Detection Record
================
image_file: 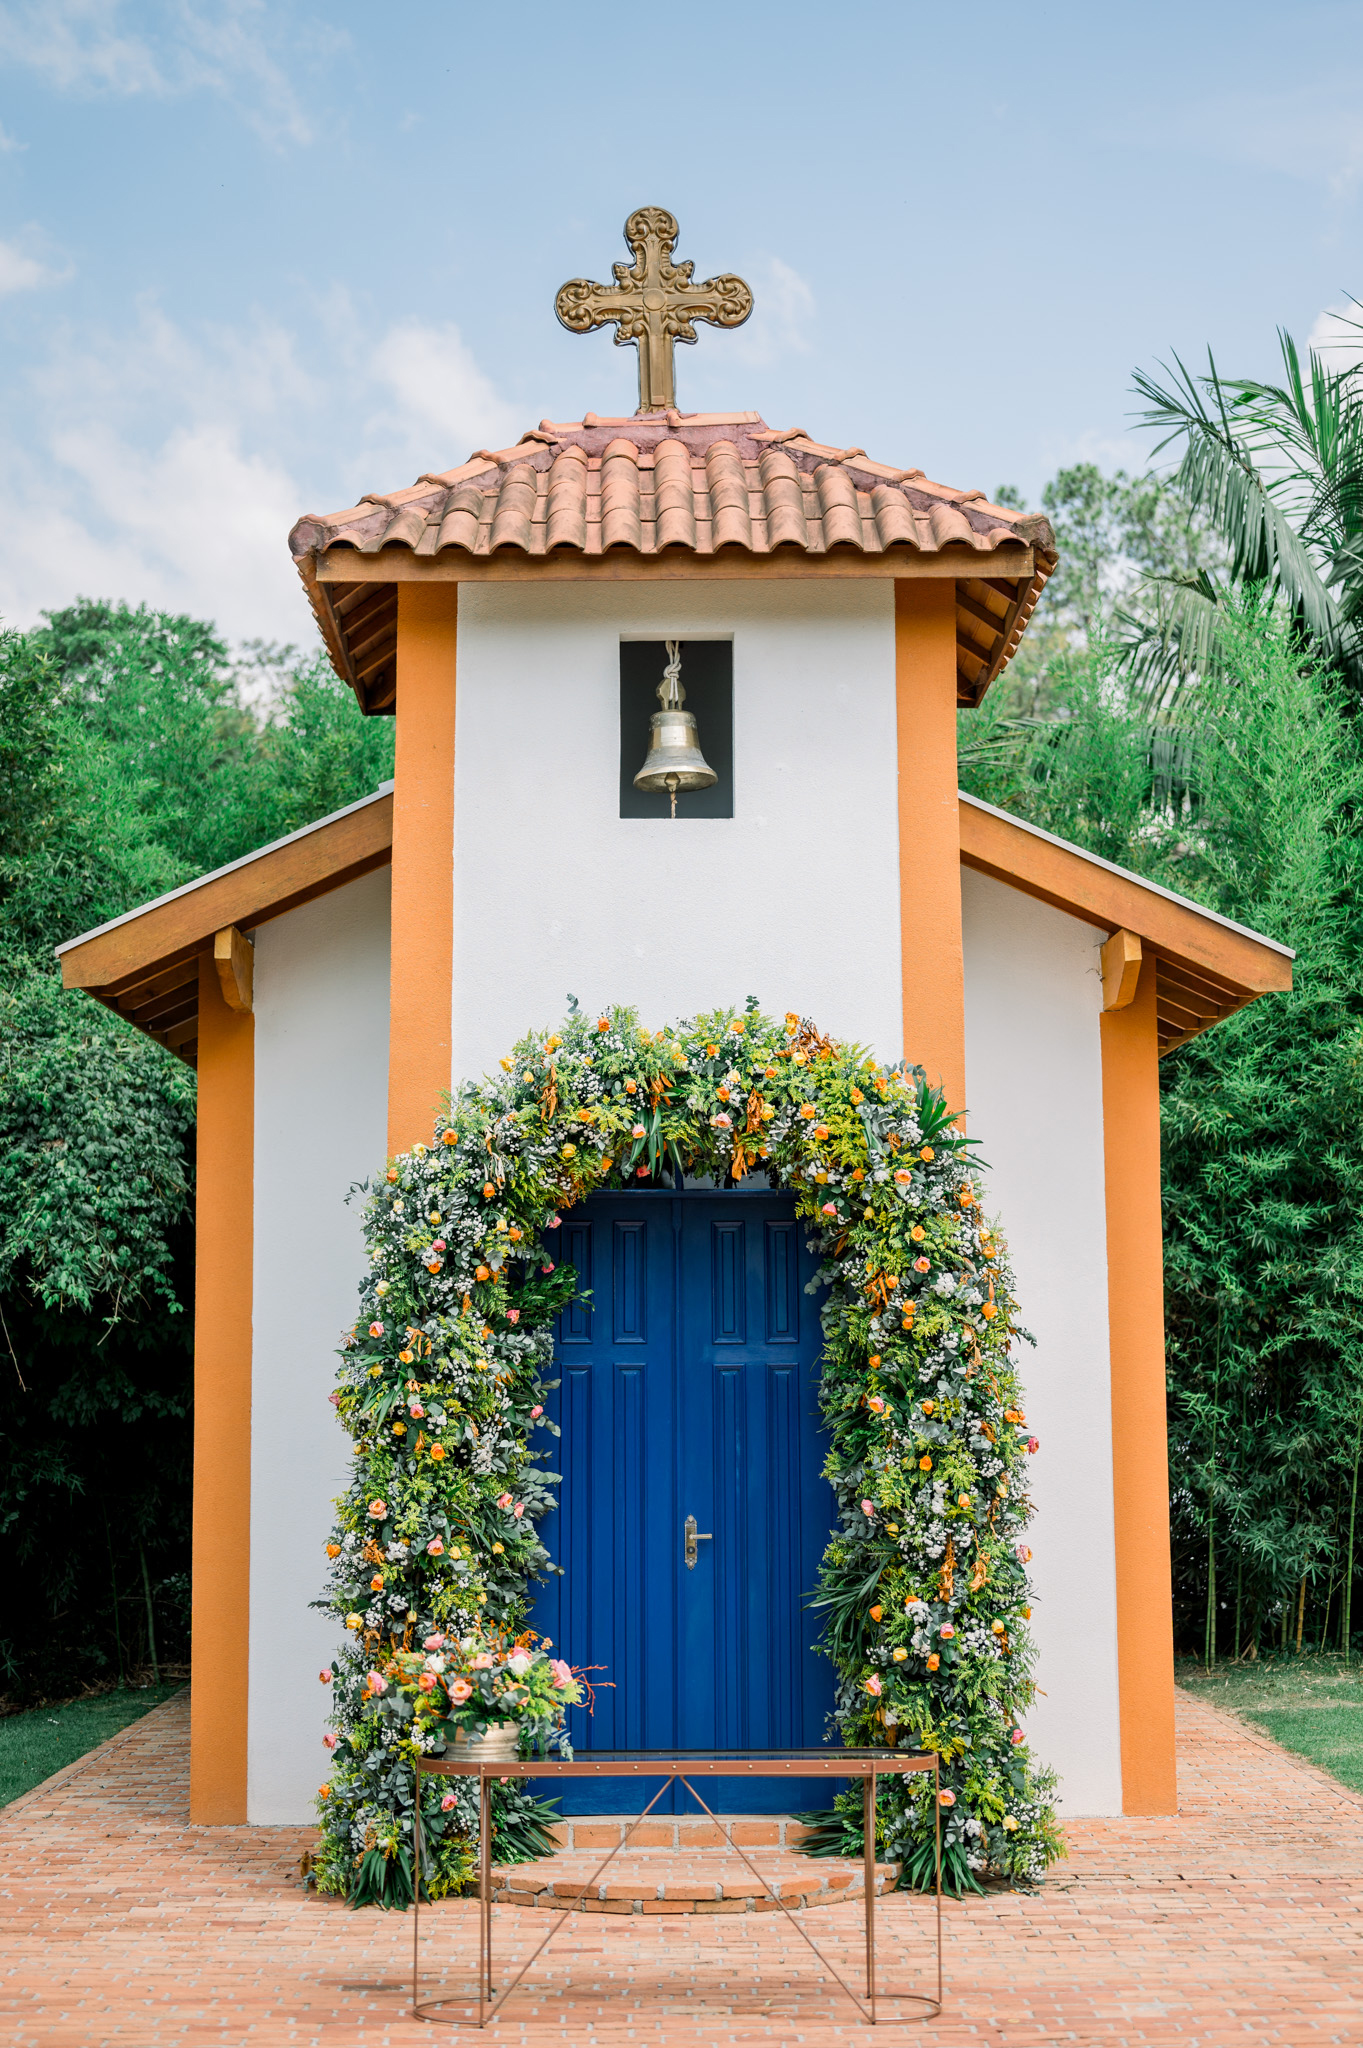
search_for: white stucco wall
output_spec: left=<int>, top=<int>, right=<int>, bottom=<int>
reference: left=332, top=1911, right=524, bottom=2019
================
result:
left=961, top=867, right=1123, bottom=1817
left=450, top=581, right=902, bottom=1080
left=247, top=867, right=391, bottom=1823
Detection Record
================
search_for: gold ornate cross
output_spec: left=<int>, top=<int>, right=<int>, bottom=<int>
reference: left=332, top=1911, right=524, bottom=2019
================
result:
left=556, top=208, right=753, bottom=414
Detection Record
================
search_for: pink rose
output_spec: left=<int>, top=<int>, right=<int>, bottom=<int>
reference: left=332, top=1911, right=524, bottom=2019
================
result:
left=506, top=1308, right=520, bottom=1324
left=423, top=1634, right=445, bottom=1650
left=497, top=1493, right=513, bottom=1510
left=409, top=1403, right=425, bottom=1419
left=449, top=1679, right=472, bottom=1703
left=418, top=1672, right=436, bottom=1692
left=513, top=1503, right=524, bottom=1519
left=530, top=1405, right=543, bottom=1419
left=861, top=1499, right=874, bottom=1517
left=367, top=1672, right=388, bottom=1695
left=323, top=1732, right=338, bottom=1750
left=550, top=1658, right=574, bottom=1688
left=914, top=1257, right=930, bottom=1272
left=426, top=1537, right=444, bottom=1556
left=328, top=1391, right=341, bottom=1407
left=432, top=1238, right=446, bottom=1251
left=1015, top=1544, right=1032, bottom=1564
left=939, top=1624, right=955, bottom=1640
left=1027, top=1437, right=1039, bottom=1453
left=369, top=1321, right=384, bottom=1337
left=821, top=1202, right=837, bottom=1216
left=541, top=1262, right=555, bottom=1274
left=1011, top=1729, right=1025, bottom=1746
left=470, top=1654, right=493, bottom=1670
left=441, top=1792, right=457, bottom=1811
left=368, top=1499, right=388, bottom=1520
left=547, top=1215, right=561, bottom=1229
left=714, top=1113, right=732, bottom=1128
left=319, top=1669, right=332, bottom=1684
left=865, top=1674, right=882, bottom=1696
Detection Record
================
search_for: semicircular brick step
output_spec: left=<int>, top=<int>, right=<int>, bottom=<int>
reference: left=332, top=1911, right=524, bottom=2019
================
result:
left=492, top=1816, right=893, bottom=1917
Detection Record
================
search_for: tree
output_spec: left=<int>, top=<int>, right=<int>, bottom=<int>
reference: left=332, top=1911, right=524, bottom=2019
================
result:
left=0, top=602, right=393, bottom=1701
left=1131, top=322, right=1363, bottom=704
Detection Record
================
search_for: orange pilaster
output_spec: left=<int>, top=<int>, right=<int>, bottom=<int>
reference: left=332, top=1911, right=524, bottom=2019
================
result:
left=1101, top=960, right=1178, bottom=1813
left=190, top=954, right=254, bottom=1823
left=388, top=583, right=459, bottom=1155
left=895, top=580, right=966, bottom=1115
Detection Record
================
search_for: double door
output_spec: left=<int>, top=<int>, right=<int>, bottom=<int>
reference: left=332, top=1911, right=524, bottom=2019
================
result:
left=530, top=1188, right=835, bottom=1812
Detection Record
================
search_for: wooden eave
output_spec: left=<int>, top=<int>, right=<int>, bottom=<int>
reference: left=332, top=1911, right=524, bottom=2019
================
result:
left=300, top=543, right=1045, bottom=717
left=958, top=793, right=1294, bottom=1054
left=56, top=788, right=394, bottom=1067
left=56, top=782, right=1288, bottom=1076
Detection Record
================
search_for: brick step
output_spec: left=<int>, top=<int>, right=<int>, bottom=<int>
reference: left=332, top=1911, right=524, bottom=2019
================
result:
left=492, top=1832, right=893, bottom=1916
left=545, top=1811, right=813, bottom=1851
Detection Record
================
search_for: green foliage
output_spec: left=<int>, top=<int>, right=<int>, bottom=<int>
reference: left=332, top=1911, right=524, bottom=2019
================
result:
left=1130, top=319, right=1363, bottom=705
left=962, top=599, right=1363, bottom=1663
left=988, top=467, right=1224, bottom=708
left=314, top=1002, right=1060, bottom=1905
left=0, top=597, right=394, bottom=1703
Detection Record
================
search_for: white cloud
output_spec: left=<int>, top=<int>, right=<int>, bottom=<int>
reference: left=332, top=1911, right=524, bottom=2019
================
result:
left=1308, top=300, right=1363, bottom=367
left=0, top=119, right=26, bottom=150
left=0, top=300, right=523, bottom=644
left=368, top=320, right=525, bottom=471
left=727, top=255, right=816, bottom=368
left=0, top=0, right=314, bottom=147
left=0, top=0, right=166, bottom=93
left=0, top=237, right=61, bottom=293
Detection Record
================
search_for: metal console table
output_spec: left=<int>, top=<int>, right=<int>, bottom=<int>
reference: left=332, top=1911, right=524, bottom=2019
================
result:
left=412, top=1748, right=942, bottom=2030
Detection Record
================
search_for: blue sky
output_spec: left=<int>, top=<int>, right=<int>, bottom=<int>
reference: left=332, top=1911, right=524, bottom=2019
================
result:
left=3, top=0, right=1362, bottom=648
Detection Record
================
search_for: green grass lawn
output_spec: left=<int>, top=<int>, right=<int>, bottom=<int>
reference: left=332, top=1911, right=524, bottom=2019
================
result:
left=0, top=1683, right=185, bottom=1807
left=1177, top=1652, right=1363, bottom=1797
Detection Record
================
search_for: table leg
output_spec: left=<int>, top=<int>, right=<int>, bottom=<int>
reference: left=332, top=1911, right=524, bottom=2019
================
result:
left=413, top=1768, right=423, bottom=2019
left=480, top=1774, right=493, bottom=2018
left=864, top=1766, right=876, bottom=2014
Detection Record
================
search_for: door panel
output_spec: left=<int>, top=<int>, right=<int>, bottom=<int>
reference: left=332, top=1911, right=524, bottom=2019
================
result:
left=531, top=1190, right=836, bottom=1815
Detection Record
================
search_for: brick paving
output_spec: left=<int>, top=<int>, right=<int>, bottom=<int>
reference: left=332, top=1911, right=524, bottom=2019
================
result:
left=3, top=1688, right=1363, bottom=2046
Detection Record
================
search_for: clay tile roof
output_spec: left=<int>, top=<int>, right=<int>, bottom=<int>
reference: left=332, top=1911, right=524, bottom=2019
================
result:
left=289, top=411, right=1057, bottom=713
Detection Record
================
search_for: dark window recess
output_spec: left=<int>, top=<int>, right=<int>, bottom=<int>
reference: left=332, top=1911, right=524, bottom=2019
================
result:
left=619, top=640, right=734, bottom=819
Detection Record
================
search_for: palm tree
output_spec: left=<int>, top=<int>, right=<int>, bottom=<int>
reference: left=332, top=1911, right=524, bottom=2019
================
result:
left=1129, top=318, right=1363, bottom=707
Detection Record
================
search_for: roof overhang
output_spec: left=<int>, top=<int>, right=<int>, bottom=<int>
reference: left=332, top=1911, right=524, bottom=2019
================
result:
left=958, top=793, right=1294, bottom=1053
left=55, top=787, right=394, bottom=1065
left=289, top=413, right=1057, bottom=715
left=56, top=785, right=1291, bottom=1069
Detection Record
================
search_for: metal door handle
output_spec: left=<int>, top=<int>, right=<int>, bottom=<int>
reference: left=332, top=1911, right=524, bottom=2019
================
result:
left=684, top=1514, right=712, bottom=1570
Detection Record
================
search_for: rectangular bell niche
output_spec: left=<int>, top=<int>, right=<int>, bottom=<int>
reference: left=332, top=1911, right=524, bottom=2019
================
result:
left=619, top=638, right=734, bottom=819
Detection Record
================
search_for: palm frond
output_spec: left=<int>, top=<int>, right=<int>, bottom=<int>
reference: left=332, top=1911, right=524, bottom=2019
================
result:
left=1115, top=573, right=1231, bottom=716
left=1131, top=355, right=1342, bottom=667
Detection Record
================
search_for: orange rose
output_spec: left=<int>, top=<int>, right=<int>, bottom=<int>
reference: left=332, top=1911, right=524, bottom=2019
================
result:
left=430, top=1445, right=446, bottom=1462
left=476, top=1266, right=490, bottom=1282
left=920, top=1146, right=934, bottom=1162
left=869, top=1604, right=883, bottom=1622
left=926, top=1654, right=940, bottom=1672
left=919, top=1455, right=933, bottom=1471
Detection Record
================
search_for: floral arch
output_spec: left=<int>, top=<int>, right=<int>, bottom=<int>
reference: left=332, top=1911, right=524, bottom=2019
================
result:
left=311, top=999, right=1062, bottom=1904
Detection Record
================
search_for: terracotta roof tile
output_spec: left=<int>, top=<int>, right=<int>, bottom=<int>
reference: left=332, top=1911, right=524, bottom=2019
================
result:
left=289, top=410, right=1057, bottom=711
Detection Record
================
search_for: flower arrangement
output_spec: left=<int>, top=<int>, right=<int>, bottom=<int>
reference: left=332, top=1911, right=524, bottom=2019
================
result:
left=374, top=1628, right=583, bottom=1755
left=312, top=997, right=1061, bottom=1906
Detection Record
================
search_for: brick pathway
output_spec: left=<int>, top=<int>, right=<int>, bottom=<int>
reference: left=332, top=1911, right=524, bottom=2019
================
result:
left=4, top=1688, right=1362, bottom=2046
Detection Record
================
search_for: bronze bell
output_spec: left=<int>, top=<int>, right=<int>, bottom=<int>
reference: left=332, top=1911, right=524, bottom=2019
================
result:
left=633, top=639, right=718, bottom=817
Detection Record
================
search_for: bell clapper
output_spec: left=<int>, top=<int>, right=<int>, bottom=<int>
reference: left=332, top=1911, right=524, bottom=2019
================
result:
left=666, top=773, right=678, bottom=819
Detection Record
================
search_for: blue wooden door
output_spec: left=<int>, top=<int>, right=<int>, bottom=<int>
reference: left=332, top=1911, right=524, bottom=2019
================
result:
left=531, top=1187, right=835, bottom=1814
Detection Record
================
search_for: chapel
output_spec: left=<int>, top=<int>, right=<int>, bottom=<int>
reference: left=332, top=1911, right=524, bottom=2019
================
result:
left=58, top=210, right=1292, bottom=1829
